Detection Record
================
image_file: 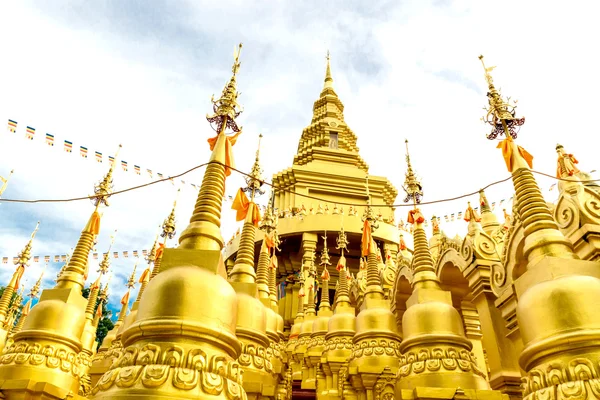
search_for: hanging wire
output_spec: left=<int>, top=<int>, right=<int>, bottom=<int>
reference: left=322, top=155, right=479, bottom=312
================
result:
left=0, top=160, right=597, bottom=207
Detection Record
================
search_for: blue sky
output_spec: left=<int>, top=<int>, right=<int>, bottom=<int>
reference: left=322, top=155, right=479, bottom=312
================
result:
left=1, top=0, right=599, bottom=316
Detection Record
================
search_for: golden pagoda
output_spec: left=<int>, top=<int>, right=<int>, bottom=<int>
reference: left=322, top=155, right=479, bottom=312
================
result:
left=3, top=46, right=600, bottom=400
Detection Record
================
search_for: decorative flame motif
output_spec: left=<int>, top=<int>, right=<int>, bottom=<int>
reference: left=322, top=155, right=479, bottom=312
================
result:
left=479, top=55, right=525, bottom=140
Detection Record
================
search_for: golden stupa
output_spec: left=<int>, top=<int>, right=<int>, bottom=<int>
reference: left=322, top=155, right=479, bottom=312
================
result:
left=1, top=45, right=599, bottom=400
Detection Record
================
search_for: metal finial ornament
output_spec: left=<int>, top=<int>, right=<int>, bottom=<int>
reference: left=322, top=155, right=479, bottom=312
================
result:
left=320, top=231, right=332, bottom=268
left=402, top=139, right=423, bottom=206
left=97, top=230, right=117, bottom=275
left=206, top=43, right=244, bottom=134
left=92, top=144, right=122, bottom=207
left=161, top=195, right=178, bottom=239
left=479, top=55, right=525, bottom=140
left=127, top=262, right=138, bottom=290
left=243, top=134, right=265, bottom=200
left=336, top=227, right=349, bottom=254
left=259, top=190, right=277, bottom=234
left=28, top=266, right=45, bottom=300
left=361, top=174, right=379, bottom=232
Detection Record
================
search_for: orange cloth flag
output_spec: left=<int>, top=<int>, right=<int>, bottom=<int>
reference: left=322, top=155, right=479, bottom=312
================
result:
left=336, top=254, right=346, bottom=271
left=87, top=211, right=101, bottom=235
left=120, top=290, right=130, bottom=306
left=264, top=232, right=275, bottom=251
left=321, top=267, right=330, bottom=281
left=138, top=268, right=151, bottom=283
left=361, top=219, right=372, bottom=257
left=231, top=188, right=261, bottom=226
left=407, top=209, right=425, bottom=225
left=95, top=303, right=103, bottom=318
left=155, top=243, right=165, bottom=260
left=207, top=131, right=242, bottom=177
left=497, top=137, right=533, bottom=173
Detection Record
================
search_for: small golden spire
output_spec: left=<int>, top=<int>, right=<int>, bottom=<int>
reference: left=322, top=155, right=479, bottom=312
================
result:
left=324, top=50, right=333, bottom=89
left=57, top=150, right=118, bottom=291
left=244, top=134, right=265, bottom=201
left=0, top=169, right=14, bottom=197
left=361, top=174, right=379, bottom=232
left=161, top=192, right=178, bottom=240
left=127, top=261, right=138, bottom=290
left=478, top=56, right=571, bottom=265
left=10, top=298, right=31, bottom=335
left=402, top=140, right=423, bottom=206
left=14, top=222, right=40, bottom=269
left=28, top=266, right=45, bottom=300
left=97, top=230, right=117, bottom=275
left=319, top=233, right=332, bottom=311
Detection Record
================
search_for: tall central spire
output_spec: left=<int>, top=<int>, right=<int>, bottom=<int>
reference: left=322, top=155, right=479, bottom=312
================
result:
left=292, top=51, right=368, bottom=171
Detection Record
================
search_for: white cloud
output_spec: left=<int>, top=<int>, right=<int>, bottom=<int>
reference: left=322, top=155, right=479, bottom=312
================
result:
left=0, top=0, right=599, bottom=310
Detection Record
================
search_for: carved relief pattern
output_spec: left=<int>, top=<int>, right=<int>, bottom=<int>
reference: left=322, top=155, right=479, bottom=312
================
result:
left=521, top=356, right=600, bottom=400
left=91, top=343, right=247, bottom=399
left=397, top=347, right=486, bottom=379
left=0, top=341, right=81, bottom=377
left=238, top=343, right=273, bottom=373
left=374, top=367, right=397, bottom=400
left=349, top=339, right=402, bottom=361
left=325, top=336, right=354, bottom=351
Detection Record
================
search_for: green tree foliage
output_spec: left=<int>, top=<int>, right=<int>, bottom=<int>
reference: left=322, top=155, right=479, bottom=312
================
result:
left=0, top=286, right=24, bottom=330
left=82, top=287, right=115, bottom=350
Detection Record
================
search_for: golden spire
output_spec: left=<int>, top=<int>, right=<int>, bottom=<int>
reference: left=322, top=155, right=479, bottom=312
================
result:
left=334, top=228, right=350, bottom=305
left=245, top=134, right=265, bottom=201
left=15, top=221, right=39, bottom=269
left=230, top=133, right=265, bottom=282
left=0, top=223, right=39, bottom=326
left=402, top=140, right=423, bottom=205
left=318, top=232, right=332, bottom=312
left=479, top=189, right=500, bottom=235
left=324, top=50, right=333, bottom=89
left=479, top=56, right=573, bottom=264
left=179, top=46, right=244, bottom=252
left=0, top=169, right=14, bottom=197
left=97, top=230, right=117, bottom=275
left=55, top=146, right=119, bottom=291
left=28, top=266, right=45, bottom=301
left=401, top=145, right=439, bottom=288
left=10, top=298, right=31, bottom=336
